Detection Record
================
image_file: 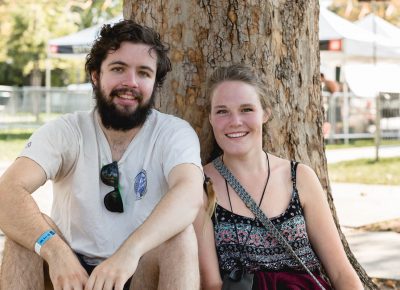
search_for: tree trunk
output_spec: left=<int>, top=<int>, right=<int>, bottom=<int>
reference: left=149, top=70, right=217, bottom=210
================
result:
left=123, top=0, right=376, bottom=288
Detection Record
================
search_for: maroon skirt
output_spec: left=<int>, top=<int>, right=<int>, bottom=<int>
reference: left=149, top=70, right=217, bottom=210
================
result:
left=253, top=271, right=332, bottom=290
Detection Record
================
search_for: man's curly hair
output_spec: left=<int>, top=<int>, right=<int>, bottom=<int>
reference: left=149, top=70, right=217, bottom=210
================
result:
left=85, top=20, right=172, bottom=89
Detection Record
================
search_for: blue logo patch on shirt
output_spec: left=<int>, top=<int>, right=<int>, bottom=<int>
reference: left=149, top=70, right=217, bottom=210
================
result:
left=134, top=169, right=147, bottom=200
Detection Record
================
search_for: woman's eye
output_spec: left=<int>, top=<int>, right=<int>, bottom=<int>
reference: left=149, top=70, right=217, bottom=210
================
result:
left=242, top=108, right=253, bottom=112
left=216, top=109, right=227, bottom=114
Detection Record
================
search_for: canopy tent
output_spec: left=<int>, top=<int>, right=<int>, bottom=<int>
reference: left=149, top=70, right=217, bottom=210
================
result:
left=48, top=15, right=123, bottom=58
left=46, top=15, right=123, bottom=89
left=319, top=7, right=400, bottom=65
left=343, top=64, right=400, bottom=98
left=319, top=7, right=376, bottom=42
left=355, top=13, right=400, bottom=42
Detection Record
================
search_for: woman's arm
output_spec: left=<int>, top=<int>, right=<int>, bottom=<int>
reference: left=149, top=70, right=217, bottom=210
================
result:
left=193, top=192, right=222, bottom=290
left=296, top=164, right=363, bottom=290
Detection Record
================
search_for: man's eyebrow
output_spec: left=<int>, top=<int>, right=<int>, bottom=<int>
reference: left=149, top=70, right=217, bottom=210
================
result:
left=138, top=65, right=155, bottom=73
left=107, top=62, right=155, bottom=73
left=107, top=61, right=128, bottom=67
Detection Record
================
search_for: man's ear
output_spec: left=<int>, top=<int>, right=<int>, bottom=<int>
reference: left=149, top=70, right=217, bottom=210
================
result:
left=91, top=71, right=99, bottom=87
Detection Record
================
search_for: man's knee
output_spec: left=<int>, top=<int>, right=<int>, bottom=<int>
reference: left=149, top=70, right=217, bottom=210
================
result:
left=130, top=226, right=199, bottom=290
left=0, top=213, right=61, bottom=290
left=136, top=225, right=198, bottom=272
left=0, top=237, right=45, bottom=290
left=161, top=225, right=198, bottom=259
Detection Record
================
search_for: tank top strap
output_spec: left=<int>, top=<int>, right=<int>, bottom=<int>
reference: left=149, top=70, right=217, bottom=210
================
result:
left=290, top=160, right=299, bottom=192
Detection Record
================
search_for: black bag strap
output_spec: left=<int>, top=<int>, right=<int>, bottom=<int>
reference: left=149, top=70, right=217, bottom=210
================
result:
left=213, top=156, right=326, bottom=290
left=291, top=160, right=299, bottom=192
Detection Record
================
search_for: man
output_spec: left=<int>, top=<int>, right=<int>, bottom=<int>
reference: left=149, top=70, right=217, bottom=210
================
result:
left=0, top=20, right=203, bottom=290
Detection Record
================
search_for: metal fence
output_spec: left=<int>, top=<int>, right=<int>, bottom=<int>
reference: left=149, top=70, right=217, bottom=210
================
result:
left=0, top=86, right=94, bottom=129
left=1, top=86, right=399, bottom=141
left=323, top=91, right=400, bottom=143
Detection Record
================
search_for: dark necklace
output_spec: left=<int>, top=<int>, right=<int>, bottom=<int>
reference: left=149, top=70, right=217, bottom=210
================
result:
left=223, top=152, right=270, bottom=269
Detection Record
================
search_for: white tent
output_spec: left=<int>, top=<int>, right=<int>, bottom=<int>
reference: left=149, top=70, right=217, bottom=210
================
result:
left=319, top=7, right=400, bottom=65
left=343, top=64, right=400, bottom=98
left=355, top=14, right=400, bottom=42
left=46, top=15, right=123, bottom=89
left=47, top=15, right=123, bottom=58
left=319, top=7, right=376, bottom=42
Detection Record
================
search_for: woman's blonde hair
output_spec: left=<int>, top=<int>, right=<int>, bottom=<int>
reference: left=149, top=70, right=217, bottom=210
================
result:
left=206, top=63, right=269, bottom=111
left=204, top=64, right=270, bottom=217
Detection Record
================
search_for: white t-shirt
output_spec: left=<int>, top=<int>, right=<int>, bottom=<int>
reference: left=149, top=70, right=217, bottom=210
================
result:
left=20, top=109, right=202, bottom=260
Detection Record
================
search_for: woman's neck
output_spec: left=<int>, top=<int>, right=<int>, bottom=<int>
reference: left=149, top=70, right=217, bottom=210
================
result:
left=222, top=149, right=267, bottom=176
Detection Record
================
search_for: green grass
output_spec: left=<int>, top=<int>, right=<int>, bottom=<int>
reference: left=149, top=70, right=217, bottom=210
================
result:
left=1, top=129, right=399, bottom=185
left=325, top=139, right=400, bottom=150
left=328, top=157, right=400, bottom=185
left=0, top=129, right=34, bottom=162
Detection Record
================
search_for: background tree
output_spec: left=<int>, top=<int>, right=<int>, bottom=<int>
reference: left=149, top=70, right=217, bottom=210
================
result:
left=0, top=0, right=122, bottom=86
left=329, top=0, right=400, bottom=24
left=123, top=0, right=377, bottom=288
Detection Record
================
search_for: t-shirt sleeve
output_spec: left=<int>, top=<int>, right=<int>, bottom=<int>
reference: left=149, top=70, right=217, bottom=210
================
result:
left=160, top=118, right=202, bottom=180
left=19, top=117, right=79, bottom=181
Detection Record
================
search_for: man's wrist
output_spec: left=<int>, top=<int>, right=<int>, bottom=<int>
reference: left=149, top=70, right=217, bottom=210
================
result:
left=34, top=229, right=56, bottom=256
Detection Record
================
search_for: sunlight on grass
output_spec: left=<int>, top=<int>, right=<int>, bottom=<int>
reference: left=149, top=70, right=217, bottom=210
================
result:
left=0, top=129, right=33, bottom=162
left=325, top=139, right=400, bottom=150
left=328, top=157, right=400, bottom=185
left=1, top=129, right=399, bottom=185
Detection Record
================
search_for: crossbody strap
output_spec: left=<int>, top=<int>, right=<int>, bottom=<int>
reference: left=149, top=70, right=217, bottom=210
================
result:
left=213, top=156, right=326, bottom=290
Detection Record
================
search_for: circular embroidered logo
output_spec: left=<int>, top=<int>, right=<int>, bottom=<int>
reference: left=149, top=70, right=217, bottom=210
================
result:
left=134, top=169, right=147, bottom=200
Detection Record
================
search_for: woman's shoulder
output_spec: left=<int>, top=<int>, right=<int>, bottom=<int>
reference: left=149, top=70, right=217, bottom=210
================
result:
left=295, top=162, right=319, bottom=183
left=267, top=153, right=291, bottom=174
left=203, top=162, right=219, bottom=180
left=294, top=162, right=325, bottom=207
left=268, top=154, right=316, bottom=179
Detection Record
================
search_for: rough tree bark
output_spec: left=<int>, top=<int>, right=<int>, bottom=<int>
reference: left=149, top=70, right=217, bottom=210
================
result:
left=123, top=0, right=376, bottom=288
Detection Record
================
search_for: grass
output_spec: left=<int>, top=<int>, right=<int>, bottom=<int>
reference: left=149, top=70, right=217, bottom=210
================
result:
left=1, top=129, right=399, bottom=185
left=325, top=138, right=400, bottom=150
left=0, top=129, right=34, bottom=162
left=328, top=157, right=400, bottom=185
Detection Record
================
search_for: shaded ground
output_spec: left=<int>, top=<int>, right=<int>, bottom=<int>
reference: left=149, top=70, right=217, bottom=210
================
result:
left=359, top=218, right=400, bottom=234
left=361, top=219, right=400, bottom=289
left=373, top=278, right=400, bottom=290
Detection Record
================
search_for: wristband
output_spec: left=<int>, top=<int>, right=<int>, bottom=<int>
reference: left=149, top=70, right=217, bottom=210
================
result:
left=34, top=230, right=56, bottom=256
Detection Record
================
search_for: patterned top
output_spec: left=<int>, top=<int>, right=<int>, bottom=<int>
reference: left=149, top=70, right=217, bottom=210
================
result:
left=212, top=161, right=322, bottom=275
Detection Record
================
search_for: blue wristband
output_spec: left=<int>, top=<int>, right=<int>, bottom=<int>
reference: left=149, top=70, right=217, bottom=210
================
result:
left=34, top=230, right=56, bottom=256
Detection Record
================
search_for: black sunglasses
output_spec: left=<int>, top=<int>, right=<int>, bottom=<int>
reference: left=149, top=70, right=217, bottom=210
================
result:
left=100, top=161, right=124, bottom=213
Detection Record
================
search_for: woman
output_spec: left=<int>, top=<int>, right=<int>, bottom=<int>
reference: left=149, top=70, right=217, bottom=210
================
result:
left=194, top=64, right=363, bottom=290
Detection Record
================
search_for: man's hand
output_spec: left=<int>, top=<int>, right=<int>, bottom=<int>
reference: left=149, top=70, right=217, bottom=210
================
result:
left=43, top=240, right=89, bottom=290
left=84, top=248, right=139, bottom=290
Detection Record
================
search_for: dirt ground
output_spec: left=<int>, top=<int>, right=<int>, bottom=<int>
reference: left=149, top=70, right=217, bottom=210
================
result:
left=360, top=219, right=400, bottom=289
left=359, top=218, right=400, bottom=234
left=373, top=278, right=400, bottom=290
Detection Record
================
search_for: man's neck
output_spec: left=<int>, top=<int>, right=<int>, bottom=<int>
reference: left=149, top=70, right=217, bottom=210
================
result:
left=98, top=115, right=142, bottom=161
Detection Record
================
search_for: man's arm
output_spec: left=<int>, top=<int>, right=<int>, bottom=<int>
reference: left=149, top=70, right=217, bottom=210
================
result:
left=0, top=157, right=88, bottom=289
left=0, top=157, right=53, bottom=249
left=85, top=163, right=204, bottom=290
left=133, top=163, right=203, bottom=247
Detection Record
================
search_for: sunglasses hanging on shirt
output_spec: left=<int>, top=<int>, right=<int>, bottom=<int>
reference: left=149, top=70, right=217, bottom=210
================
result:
left=100, top=161, right=124, bottom=213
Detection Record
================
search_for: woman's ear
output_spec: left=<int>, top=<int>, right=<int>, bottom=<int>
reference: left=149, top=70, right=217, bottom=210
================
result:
left=263, top=108, right=271, bottom=123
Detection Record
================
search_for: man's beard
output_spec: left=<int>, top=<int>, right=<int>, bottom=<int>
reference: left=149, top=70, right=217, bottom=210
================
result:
left=94, top=85, right=155, bottom=131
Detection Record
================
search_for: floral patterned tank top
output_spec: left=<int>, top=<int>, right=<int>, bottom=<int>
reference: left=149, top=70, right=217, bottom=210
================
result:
left=212, top=161, right=323, bottom=275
